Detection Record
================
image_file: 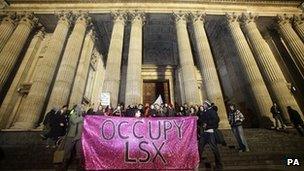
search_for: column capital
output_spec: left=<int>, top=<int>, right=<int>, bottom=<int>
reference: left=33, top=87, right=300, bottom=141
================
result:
left=241, top=13, right=258, bottom=24
left=225, top=12, right=241, bottom=23
left=74, top=11, right=91, bottom=26
left=173, top=11, right=189, bottom=24
left=0, top=0, right=9, bottom=9
left=277, top=14, right=293, bottom=25
left=129, top=10, right=145, bottom=26
left=190, top=12, right=206, bottom=24
left=56, top=11, right=73, bottom=26
left=1, top=12, right=16, bottom=25
left=18, top=12, right=39, bottom=28
left=293, top=13, right=304, bottom=25
left=111, top=11, right=127, bottom=25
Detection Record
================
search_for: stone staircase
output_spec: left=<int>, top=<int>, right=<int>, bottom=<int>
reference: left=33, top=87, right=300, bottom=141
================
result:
left=0, top=129, right=303, bottom=170
left=202, top=129, right=304, bottom=170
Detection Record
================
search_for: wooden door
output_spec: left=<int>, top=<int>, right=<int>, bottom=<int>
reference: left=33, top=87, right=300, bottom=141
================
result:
left=143, top=80, right=170, bottom=105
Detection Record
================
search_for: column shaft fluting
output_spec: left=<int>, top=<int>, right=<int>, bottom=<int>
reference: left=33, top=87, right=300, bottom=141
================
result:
left=0, top=29, right=44, bottom=128
left=47, top=13, right=90, bottom=111
left=174, top=12, right=200, bottom=105
left=294, top=14, right=304, bottom=41
left=11, top=12, right=72, bottom=129
left=0, top=13, right=37, bottom=92
left=242, top=13, right=300, bottom=122
left=278, top=14, right=304, bottom=76
left=125, top=12, right=145, bottom=106
left=226, top=13, right=274, bottom=127
left=102, top=12, right=126, bottom=107
left=69, top=29, right=95, bottom=107
left=192, top=13, right=229, bottom=128
left=0, top=13, right=16, bottom=52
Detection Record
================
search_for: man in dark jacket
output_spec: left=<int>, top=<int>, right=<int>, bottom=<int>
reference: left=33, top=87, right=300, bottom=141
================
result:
left=198, top=101, right=223, bottom=170
left=41, top=108, right=58, bottom=140
left=287, top=106, right=304, bottom=136
left=46, top=105, right=68, bottom=148
left=270, top=102, right=286, bottom=130
left=211, top=103, right=227, bottom=146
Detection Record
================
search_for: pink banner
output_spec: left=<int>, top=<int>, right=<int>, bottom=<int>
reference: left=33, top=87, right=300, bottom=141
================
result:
left=82, top=116, right=199, bottom=170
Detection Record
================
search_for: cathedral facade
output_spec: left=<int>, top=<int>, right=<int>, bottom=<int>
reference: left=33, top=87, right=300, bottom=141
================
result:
left=0, top=0, right=303, bottom=129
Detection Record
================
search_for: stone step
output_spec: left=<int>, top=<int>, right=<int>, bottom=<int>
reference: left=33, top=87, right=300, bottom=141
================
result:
left=0, top=128, right=303, bottom=170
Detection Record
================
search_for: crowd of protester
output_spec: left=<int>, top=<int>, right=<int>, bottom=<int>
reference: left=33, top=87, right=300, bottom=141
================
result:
left=40, top=99, right=303, bottom=171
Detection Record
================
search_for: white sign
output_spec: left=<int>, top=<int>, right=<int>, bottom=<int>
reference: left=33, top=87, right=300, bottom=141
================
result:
left=100, top=92, right=110, bottom=106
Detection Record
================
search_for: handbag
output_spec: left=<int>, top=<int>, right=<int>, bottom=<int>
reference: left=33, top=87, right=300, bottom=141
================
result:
left=53, top=136, right=66, bottom=164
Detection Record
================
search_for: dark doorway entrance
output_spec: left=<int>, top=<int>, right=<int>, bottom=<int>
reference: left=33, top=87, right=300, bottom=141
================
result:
left=143, top=80, right=170, bottom=105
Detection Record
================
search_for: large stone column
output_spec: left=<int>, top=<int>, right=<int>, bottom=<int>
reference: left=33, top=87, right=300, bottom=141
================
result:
left=0, top=28, right=45, bottom=129
left=91, top=49, right=105, bottom=106
left=11, top=12, right=72, bottom=129
left=0, top=12, right=38, bottom=92
left=191, top=12, right=229, bottom=128
left=125, top=11, right=145, bottom=106
left=277, top=14, right=304, bottom=76
left=0, top=12, right=16, bottom=52
left=226, top=13, right=274, bottom=127
left=174, top=12, right=200, bottom=105
left=102, top=12, right=126, bottom=107
left=242, top=13, right=300, bottom=122
left=294, top=14, right=304, bottom=41
left=47, top=12, right=90, bottom=111
left=69, top=29, right=95, bottom=107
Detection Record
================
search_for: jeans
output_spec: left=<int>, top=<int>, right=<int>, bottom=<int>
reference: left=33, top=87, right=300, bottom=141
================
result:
left=231, top=125, right=249, bottom=151
left=274, top=115, right=286, bottom=128
left=199, top=132, right=223, bottom=169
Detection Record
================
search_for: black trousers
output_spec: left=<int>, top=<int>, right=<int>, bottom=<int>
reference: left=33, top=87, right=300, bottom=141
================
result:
left=294, top=122, right=304, bottom=136
left=199, top=132, right=223, bottom=169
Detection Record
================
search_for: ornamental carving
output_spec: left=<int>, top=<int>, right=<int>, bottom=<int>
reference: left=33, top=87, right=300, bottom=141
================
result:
left=190, top=12, right=206, bottom=24
left=293, top=14, right=304, bottom=25
left=226, top=12, right=240, bottom=23
left=111, top=11, right=127, bottom=25
left=56, top=11, right=73, bottom=25
left=129, top=10, right=145, bottom=25
left=1, top=12, right=16, bottom=25
left=241, top=13, right=258, bottom=24
left=173, top=11, right=188, bottom=23
left=277, top=14, right=292, bottom=25
left=18, top=12, right=39, bottom=28
left=74, top=11, right=91, bottom=26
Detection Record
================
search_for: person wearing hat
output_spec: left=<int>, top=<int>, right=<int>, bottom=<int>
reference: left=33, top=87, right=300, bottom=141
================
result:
left=197, top=100, right=223, bottom=170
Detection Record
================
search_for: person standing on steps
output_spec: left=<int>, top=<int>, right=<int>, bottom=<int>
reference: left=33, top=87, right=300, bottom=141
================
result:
left=287, top=106, right=304, bottom=137
left=46, top=105, right=68, bottom=148
left=211, top=103, right=227, bottom=146
left=228, top=104, right=250, bottom=152
left=41, top=107, right=58, bottom=140
left=197, top=100, right=223, bottom=170
left=270, top=102, right=286, bottom=130
left=62, top=104, right=85, bottom=171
